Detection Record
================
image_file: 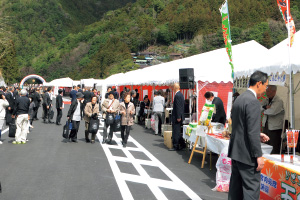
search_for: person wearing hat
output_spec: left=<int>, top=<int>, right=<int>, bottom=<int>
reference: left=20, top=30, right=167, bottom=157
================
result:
left=12, top=89, right=30, bottom=144
left=67, top=92, right=84, bottom=143
left=101, top=91, right=120, bottom=144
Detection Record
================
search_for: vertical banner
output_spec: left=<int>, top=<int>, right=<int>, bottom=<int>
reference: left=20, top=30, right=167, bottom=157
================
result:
left=277, top=0, right=296, bottom=46
left=220, top=0, right=234, bottom=79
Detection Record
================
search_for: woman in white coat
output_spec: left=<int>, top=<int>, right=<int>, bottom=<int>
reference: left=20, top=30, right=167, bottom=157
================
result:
left=0, top=92, right=9, bottom=144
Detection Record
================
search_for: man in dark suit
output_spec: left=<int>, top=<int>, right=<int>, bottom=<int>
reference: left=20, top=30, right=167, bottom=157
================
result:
left=30, top=88, right=41, bottom=120
left=69, top=86, right=77, bottom=102
left=228, top=71, right=270, bottom=200
left=13, top=87, right=19, bottom=100
left=83, top=88, right=94, bottom=106
left=169, top=83, right=186, bottom=151
left=43, top=87, right=53, bottom=123
left=204, top=92, right=226, bottom=125
left=77, top=85, right=83, bottom=93
left=56, top=89, right=63, bottom=125
left=5, top=87, right=15, bottom=125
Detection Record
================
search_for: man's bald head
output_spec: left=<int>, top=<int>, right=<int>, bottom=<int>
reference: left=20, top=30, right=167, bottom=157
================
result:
left=173, top=83, right=180, bottom=92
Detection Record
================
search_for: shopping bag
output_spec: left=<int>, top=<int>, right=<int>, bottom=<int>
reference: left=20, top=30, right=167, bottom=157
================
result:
left=9, top=123, right=16, bottom=138
left=212, top=150, right=231, bottom=192
left=114, top=115, right=121, bottom=132
left=150, top=114, right=155, bottom=131
left=88, top=119, right=99, bottom=134
left=106, top=113, right=114, bottom=125
left=62, top=121, right=71, bottom=139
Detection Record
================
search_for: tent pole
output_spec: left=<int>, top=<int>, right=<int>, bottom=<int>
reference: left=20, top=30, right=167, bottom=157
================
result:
left=196, top=81, right=199, bottom=122
left=287, top=1, right=295, bottom=128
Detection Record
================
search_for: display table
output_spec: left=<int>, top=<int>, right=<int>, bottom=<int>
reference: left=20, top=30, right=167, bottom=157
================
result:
left=183, top=125, right=273, bottom=167
left=260, top=155, right=300, bottom=200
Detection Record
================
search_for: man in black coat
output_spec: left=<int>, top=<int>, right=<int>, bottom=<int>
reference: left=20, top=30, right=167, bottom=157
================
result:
left=30, top=88, right=41, bottom=120
left=43, top=87, right=53, bottom=123
left=77, top=85, right=83, bottom=93
left=83, top=89, right=94, bottom=106
left=228, top=71, right=270, bottom=200
left=169, top=83, right=186, bottom=151
left=204, top=92, right=226, bottom=125
left=56, top=89, right=63, bottom=125
left=5, top=87, right=15, bottom=125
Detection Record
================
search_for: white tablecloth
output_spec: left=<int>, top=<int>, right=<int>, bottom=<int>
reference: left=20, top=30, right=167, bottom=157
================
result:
left=263, top=154, right=300, bottom=172
left=183, top=125, right=273, bottom=155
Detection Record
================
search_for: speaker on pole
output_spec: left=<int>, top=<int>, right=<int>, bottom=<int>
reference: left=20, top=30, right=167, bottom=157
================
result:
left=179, top=68, right=194, bottom=89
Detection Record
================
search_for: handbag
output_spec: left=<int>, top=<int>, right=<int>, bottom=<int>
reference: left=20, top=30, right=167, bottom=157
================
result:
left=105, top=99, right=115, bottom=125
left=88, top=119, right=99, bottom=134
left=62, top=121, right=71, bottom=139
left=114, top=114, right=121, bottom=132
left=106, top=113, right=114, bottom=125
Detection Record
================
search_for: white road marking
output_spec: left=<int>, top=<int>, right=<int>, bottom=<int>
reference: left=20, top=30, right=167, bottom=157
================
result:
left=96, top=129, right=202, bottom=200
left=1, top=128, right=9, bottom=135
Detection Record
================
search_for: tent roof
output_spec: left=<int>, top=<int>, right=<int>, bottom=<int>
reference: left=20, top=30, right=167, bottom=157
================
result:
left=235, top=31, right=300, bottom=78
left=106, top=40, right=268, bottom=85
left=44, top=77, right=73, bottom=87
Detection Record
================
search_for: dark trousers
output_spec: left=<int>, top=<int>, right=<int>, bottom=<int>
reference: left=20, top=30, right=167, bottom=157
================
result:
left=69, top=121, right=80, bottom=139
left=264, top=123, right=282, bottom=154
left=56, top=108, right=62, bottom=124
left=121, top=125, right=131, bottom=144
left=228, top=160, right=261, bottom=200
left=103, top=122, right=115, bottom=141
left=42, top=104, right=47, bottom=120
left=33, top=106, right=39, bottom=119
left=172, top=119, right=185, bottom=149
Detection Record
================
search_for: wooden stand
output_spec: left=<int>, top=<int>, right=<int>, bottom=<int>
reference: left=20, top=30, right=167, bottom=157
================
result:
left=188, top=125, right=213, bottom=169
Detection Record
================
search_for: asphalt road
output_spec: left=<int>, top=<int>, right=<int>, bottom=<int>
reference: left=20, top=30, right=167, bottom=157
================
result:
left=0, top=102, right=227, bottom=200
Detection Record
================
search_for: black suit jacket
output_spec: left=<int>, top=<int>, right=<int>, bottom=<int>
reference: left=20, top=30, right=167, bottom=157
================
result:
left=228, top=90, right=262, bottom=166
left=67, top=100, right=83, bottom=120
left=30, top=91, right=41, bottom=107
left=5, top=92, right=15, bottom=109
left=83, top=91, right=93, bottom=104
left=43, top=92, right=51, bottom=106
left=56, top=94, right=63, bottom=109
left=172, top=91, right=184, bottom=122
left=211, top=97, right=226, bottom=125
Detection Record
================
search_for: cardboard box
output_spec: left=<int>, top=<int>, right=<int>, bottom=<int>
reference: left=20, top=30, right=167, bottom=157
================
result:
left=164, top=131, right=173, bottom=149
left=161, top=124, right=172, bottom=137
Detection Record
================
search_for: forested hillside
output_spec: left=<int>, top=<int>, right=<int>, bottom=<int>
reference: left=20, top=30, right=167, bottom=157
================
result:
left=1, top=0, right=300, bottom=83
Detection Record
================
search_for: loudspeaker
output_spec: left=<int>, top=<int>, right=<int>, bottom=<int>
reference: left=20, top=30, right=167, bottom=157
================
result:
left=179, top=68, right=194, bottom=89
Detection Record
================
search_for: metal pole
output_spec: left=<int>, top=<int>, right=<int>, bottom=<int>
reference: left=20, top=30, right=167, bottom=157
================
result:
left=287, top=0, right=295, bottom=128
left=196, top=81, right=199, bottom=122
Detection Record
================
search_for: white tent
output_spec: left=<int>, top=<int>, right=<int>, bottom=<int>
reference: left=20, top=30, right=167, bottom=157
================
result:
left=44, top=77, right=74, bottom=87
left=105, top=73, right=125, bottom=86
left=109, top=40, right=268, bottom=86
left=235, top=31, right=300, bottom=78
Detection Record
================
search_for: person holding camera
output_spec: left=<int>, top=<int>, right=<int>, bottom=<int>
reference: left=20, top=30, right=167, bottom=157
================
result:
left=0, top=92, right=9, bottom=144
left=84, top=96, right=100, bottom=144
